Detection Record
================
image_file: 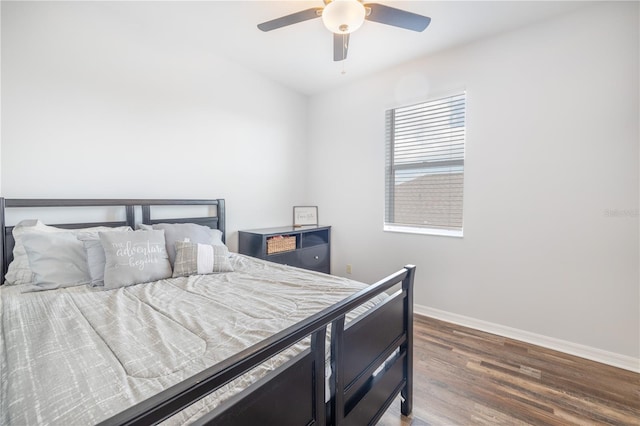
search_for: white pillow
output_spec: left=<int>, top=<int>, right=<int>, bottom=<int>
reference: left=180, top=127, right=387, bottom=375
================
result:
left=4, top=220, right=131, bottom=285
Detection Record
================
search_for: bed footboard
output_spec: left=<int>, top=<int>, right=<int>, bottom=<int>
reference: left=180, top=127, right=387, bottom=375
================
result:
left=98, top=265, right=416, bottom=426
left=331, top=266, right=414, bottom=425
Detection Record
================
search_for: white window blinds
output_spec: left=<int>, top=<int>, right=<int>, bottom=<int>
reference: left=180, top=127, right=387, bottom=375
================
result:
left=385, top=92, right=466, bottom=236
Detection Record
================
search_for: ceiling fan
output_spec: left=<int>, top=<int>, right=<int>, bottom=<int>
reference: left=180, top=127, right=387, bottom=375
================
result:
left=257, top=0, right=431, bottom=62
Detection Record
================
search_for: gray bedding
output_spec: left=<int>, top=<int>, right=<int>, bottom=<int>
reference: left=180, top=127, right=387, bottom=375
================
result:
left=0, top=254, right=382, bottom=425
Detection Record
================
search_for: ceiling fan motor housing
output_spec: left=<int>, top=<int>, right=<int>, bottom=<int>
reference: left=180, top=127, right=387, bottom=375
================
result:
left=322, top=0, right=366, bottom=34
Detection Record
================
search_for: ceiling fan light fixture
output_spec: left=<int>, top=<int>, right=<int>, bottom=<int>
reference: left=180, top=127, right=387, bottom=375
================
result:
left=322, top=0, right=366, bottom=34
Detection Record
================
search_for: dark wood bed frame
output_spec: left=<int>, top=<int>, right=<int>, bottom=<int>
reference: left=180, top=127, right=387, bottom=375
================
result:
left=0, top=198, right=415, bottom=426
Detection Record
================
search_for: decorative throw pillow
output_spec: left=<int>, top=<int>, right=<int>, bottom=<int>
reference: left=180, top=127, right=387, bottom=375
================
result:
left=100, top=230, right=172, bottom=289
left=78, top=229, right=133, bottom=287
left=173, top=241, right=234, bottom=278
left=21, top=232, right=91, bottom=290
left=5, top=220, right=131, bottom=285
left=138, top=223, right=224, bottom=266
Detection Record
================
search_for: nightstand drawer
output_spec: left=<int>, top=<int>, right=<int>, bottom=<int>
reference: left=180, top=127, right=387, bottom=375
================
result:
left=297, top=245, right=329, bottom=273
left=266, top=244, right=329, bottom=274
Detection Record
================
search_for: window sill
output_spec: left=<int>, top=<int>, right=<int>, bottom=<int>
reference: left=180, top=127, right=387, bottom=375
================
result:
left=383, top=224, right=463, bottom=238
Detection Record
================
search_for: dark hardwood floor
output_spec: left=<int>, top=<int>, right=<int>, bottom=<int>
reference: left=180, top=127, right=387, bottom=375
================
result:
left=379, top=315, right=640, bottom=425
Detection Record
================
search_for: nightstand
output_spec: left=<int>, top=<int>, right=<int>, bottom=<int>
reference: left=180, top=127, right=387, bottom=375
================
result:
left=238, top=226, right=331, bottom=274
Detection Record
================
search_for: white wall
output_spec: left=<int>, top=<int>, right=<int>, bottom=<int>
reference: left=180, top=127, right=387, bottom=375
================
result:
left=1, top=1, right=309, bottom=250
left=308, top=2, right=639, bottom=361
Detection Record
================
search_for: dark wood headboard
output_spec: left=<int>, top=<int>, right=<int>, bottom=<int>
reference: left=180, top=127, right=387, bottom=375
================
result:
left=0, top=198, right=225, bottom=283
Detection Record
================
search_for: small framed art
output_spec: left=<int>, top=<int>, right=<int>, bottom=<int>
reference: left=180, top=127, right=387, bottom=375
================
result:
left=293, top=206, right=318, bottom=227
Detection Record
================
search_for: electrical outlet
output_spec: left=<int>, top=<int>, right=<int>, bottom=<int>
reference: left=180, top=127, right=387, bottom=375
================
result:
left=346, top=264, right=352, bottom=274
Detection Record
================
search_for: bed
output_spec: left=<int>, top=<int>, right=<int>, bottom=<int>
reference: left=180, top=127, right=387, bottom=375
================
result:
left=0, top=198, right=415, bottom=425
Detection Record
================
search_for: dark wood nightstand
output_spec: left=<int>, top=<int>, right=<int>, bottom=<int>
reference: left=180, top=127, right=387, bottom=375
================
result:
left=238, top=226, right=331, bottom=274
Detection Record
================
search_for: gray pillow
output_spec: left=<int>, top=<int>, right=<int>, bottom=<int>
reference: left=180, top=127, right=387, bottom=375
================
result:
left=139, top=223, right=224, bottom=266
left=81, top=239, right=108, bottom=287
left=5, top=220, right=130, bottom=286
left=173, top=242, right=234, bottom=278
left=100, top=230, right=172, bottom=289
left=21, top=232, right=91, bottom=290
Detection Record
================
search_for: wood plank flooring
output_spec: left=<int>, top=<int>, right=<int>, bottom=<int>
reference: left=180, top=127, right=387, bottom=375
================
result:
left=378, top=315, right=640, bottom=425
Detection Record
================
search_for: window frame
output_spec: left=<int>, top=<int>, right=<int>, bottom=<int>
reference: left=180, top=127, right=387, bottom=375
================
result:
left=384, top=92, right=466, bottom=238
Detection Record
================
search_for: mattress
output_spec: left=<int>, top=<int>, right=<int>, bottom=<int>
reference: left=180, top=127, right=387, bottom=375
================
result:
left=0, top=254, right=383, bottom=425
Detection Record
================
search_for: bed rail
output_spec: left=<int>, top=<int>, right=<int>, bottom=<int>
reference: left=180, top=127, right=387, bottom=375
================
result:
left=98, top=265, right=416, bottom=426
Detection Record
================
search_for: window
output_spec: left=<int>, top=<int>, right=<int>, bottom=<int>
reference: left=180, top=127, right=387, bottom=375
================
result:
left=385, top=92, right=466, bottom=237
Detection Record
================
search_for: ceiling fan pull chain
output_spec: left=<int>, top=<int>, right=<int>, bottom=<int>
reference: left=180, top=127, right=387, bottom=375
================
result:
left=341, top=34, right=347, bottom=74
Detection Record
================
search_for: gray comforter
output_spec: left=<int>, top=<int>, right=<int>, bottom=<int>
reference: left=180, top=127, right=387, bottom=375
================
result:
left=1, top=254, right=380, bottom=425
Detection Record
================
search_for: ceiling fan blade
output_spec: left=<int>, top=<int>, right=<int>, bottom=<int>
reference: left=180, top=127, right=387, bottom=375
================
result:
left=333, top=33, right=350, bottom=62
left=257, top=8, right=323, bottom=32
left=364, top=3, right=431, bottom=32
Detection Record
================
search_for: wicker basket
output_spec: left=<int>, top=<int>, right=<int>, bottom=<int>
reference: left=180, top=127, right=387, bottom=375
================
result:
left=266, top=235, right=296, bottom=254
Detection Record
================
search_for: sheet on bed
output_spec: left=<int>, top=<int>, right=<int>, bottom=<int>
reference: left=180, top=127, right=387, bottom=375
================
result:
left=0, top=254, right=384, bottom=425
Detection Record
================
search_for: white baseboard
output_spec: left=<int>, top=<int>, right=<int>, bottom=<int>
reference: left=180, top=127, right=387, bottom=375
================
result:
left=414, top=304, right=640, bottom=373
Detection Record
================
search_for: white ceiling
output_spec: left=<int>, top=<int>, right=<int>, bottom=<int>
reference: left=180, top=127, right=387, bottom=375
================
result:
left=106, top=1, right=593, bottom=96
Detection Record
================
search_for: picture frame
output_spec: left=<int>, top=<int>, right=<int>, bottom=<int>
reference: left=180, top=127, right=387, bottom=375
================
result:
left=293, top=206, right=318, bottom=227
